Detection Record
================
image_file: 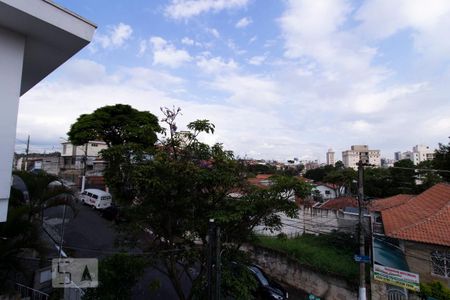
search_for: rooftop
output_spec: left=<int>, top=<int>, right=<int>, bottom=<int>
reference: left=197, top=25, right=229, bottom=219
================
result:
left=319, top=196, right=358, bottom=210
left=381, top=183, right=450, bottom=247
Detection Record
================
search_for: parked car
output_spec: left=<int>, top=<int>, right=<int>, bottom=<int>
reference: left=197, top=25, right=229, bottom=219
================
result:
left=101, top=204, right=128, bottom=223
left=248, top=265, right=288, bottom=300
left=80, top=189, right=112, bottom=209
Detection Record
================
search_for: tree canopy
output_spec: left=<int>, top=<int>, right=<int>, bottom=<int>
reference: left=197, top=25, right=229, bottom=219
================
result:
left=94, top=107, right=311, bottom=299
left=68, top=104, right=161, bottom=148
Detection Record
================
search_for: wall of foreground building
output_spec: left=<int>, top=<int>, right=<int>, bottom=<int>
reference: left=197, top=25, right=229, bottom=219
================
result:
left=243, top=244, right=357, bottom=300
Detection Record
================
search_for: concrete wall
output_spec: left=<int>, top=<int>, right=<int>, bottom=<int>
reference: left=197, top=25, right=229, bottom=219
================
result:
left=403, top=241, right=450, bottom=287
left=244, top=244, right=357, bottom=300
left=0, top=27, right=25, bottom=222
left=254, top=207, right=361, bottom=237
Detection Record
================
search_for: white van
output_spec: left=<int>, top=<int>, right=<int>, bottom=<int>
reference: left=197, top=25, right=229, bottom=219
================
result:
left=80, top=189, right=112, bottom=209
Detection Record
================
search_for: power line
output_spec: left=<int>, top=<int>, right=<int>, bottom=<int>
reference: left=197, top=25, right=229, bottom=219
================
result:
left=390, top=166, right=450, bottom=173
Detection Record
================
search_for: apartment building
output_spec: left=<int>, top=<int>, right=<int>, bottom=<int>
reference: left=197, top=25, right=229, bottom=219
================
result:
left=61, top=141, right=108, bottom=171
left=395, top=144, right=435, bottom=165
left=342, top=145, right=381, bottom=169
left=326, top=148, right=335, bottom=166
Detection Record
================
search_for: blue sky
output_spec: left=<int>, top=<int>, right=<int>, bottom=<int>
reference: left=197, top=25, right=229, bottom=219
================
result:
left=16, top=0, right=450, bottom=162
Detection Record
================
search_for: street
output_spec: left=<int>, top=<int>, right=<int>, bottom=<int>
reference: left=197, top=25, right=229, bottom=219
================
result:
left=44, top=203, right=308, bottom=299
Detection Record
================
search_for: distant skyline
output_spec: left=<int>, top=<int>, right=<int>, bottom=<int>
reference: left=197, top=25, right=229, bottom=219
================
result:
left=15, top=0, right=450, bottom=162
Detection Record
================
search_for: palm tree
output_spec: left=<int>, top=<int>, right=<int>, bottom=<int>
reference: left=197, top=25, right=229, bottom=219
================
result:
left=0, top=171, right=76, bottom=293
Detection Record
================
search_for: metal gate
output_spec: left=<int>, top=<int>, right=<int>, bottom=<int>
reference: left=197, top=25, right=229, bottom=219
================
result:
left=387, top=285, right=407, bottom=300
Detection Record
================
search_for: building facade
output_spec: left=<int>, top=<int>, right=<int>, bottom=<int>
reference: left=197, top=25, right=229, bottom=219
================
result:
left=61, top=141, right=108, bottom=171
left=0, top=0, right=95, bottom=222
left=395, top=145, right=435, bottom=165
left=342, top=145, right=381, bottom=169
left=326, top=148, right=335, bottom=166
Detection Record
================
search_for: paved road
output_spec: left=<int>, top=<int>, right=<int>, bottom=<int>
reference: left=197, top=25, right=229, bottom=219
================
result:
left=44, top=203, right=309, bottom=299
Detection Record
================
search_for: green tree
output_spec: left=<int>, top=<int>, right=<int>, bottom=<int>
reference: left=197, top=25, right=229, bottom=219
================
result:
left=304, top=165, right=335, bottom=182
left=390, top=159, right=416, bottom=194
left=106, top=107, right=311, bottom=300
left=415, top=160, right=442, bottom=193
left=323, top=168, right=356, bottom=197
left=83, top=254, right=147, bottom=300
left=364, top=167, right=393, bottom=198
left=68, top=104, right=162, bottom=202
left=1, top=171, right=74, bottom=292
left=433, top=139, right=450, bottom=182
left=67, top=104, right=161, bottom=148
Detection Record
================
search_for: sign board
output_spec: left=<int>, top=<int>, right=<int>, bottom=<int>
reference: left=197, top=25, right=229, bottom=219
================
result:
left=354, top=254, right=371, bottom=263
left=373, top=264, right=420, bottom=292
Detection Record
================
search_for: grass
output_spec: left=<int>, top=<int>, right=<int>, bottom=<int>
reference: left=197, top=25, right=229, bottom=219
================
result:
left=254, top=233, right=359, bottom=283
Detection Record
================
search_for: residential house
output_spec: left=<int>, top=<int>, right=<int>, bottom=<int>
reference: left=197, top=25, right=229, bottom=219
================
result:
left=14, top=153, right=61, bottom=175
left=313, top=182, right=345, bottom=200
left=370, top=183, right=450, bottom=299
left=61, top=141, right=107, bottom=171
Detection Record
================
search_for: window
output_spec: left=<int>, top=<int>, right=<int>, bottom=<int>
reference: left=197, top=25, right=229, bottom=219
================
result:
left=91, top=143, right=98, bottom=147
left=431, top=250, right=450, bottom=277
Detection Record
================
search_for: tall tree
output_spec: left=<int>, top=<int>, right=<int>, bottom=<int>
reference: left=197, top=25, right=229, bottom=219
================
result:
left=433, top=139, right=450, bottom=182
left=390, top=159, right=416, bottom=194
left=107, top=107, right=311, bottom=299
left=67, top=104, right=161, bottom=148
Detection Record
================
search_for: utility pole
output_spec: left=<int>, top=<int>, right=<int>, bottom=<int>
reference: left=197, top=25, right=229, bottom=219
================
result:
left=357, top=159, right=367, bottom=300
left=81, top=142, right=88, bottom=192
left=22, top=134, right=30, bottom=171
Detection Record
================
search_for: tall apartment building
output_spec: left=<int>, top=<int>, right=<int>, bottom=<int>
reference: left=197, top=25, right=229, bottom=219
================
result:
left=326, top=148, right=335, bottom=166
left=342, top=145, right=381, bottom=169
left=395, top=145, right=435, bottom=165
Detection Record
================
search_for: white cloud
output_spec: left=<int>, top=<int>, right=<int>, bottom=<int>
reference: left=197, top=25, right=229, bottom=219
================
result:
left=94, top=23, right=133, bottom=49
left=181, top=37, right=194, bottom=45
left=147, top=36, right=192, bottom=68
left=355, top=0, right=450, bottom=61
left=248, top=55, right=266, bottom=66
left=196, top=56, right=238, bottom=74
left=206, top=28, right=220, bottom=38
left=165, top=0, right=250, bottom=20
left=210, top=74, right=281, bottom=105
left=235, top=17, right=252, bottom=28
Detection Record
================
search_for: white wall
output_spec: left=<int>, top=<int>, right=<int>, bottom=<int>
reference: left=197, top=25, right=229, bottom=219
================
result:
left=0, top=27, right=25, bottom=222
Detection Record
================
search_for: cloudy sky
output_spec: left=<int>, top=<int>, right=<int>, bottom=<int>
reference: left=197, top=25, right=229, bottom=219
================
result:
left=16, top=0, right=450, bottom=162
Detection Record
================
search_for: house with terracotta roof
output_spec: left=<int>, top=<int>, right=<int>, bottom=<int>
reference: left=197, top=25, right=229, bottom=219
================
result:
left=371, top=183, right=450, bottom=298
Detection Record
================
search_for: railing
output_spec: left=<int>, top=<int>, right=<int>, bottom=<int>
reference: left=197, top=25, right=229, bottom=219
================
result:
left=15, top=283, right=49, bottom=300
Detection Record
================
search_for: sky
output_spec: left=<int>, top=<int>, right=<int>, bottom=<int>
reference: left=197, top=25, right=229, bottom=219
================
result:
left=15, top=0, right=450, bottom=162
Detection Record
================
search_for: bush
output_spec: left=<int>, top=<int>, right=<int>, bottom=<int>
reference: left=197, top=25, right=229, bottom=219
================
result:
left=419, top=281, right=450, bottom=300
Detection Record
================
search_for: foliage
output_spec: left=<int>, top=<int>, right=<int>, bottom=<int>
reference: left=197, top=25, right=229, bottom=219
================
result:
left=68, top=104, right=161, bottom=148
left=323, top=168, right=356, bottom=197
left=390, top=159, right=416, bottom=194
left=304, top=165, right=335, bottom=182
left=241, top=163, right=277, bottom=175
left=0, top=171, right=73, bottom=293
left=0, top=206, right=45, bottom=292
left=433, top=140, right=450, bottom=182
left=363, top=167, right=393, bottom=198
left=415, top=160, right=442, bottom=193
left=98, top=107, right=311, bottom=300
left=419, top=281, right=450, bottom=300
left=83, top=254, right=147, bottom=300
left=255, top=233, right=359, bottom=283
left=11, top=171, right=75, bottom=221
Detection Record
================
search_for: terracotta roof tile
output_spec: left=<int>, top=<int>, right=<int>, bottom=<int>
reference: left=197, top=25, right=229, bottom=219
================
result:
left=369, top=194, right=415, bottom=212
left=381, top=183, right=450, bottom=246
left=319, top=196, right=358, bottom=210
